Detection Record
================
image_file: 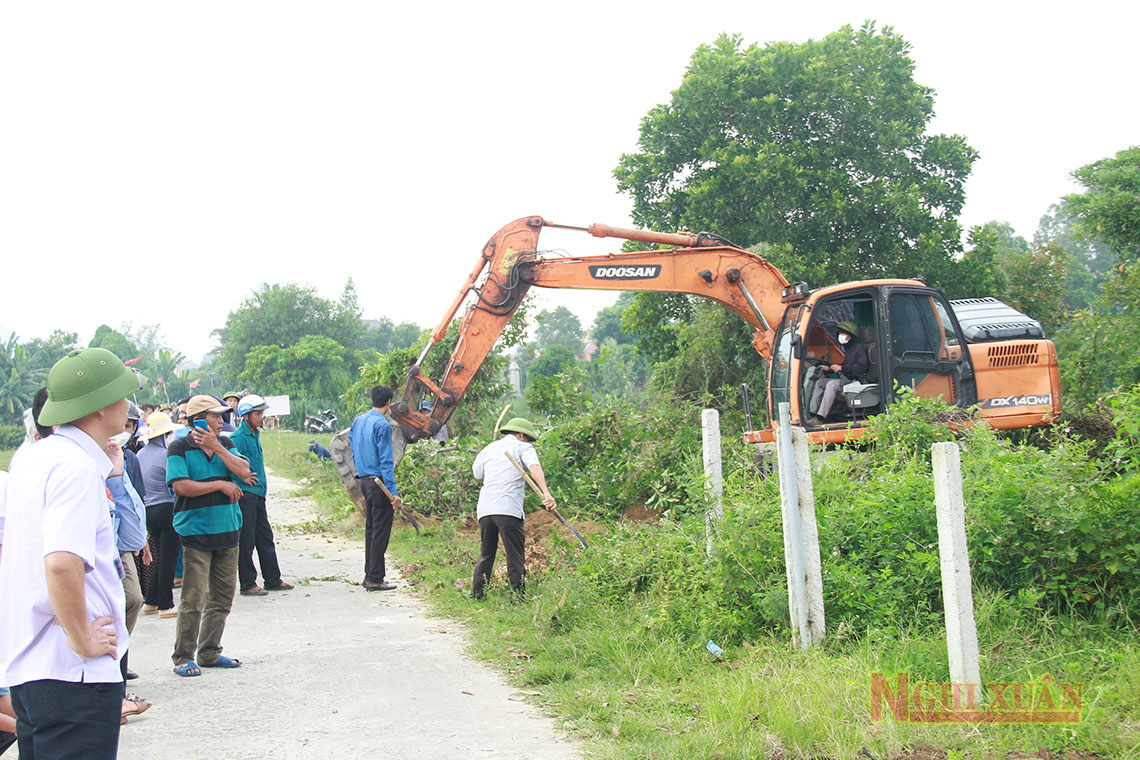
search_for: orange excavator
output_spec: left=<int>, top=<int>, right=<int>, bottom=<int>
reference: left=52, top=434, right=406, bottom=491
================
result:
left=388, top=216, right=1060, bottom=455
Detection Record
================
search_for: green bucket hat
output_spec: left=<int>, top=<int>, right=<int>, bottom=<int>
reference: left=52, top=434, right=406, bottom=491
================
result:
left=499, top=417, right=540, bottom=441
left=39, top=348, right=146, bottom=426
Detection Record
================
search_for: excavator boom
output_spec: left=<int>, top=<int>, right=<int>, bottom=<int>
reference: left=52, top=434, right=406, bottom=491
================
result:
left=392, top=215, right=789, bottom=444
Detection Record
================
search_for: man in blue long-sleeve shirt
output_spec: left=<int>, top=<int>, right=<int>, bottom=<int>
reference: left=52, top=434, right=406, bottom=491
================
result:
left=107, top=425, right=152, bottom=715
left=349, top=385, right=403, bottom=591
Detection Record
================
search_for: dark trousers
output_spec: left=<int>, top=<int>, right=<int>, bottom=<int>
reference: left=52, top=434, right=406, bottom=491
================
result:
left=360, top=477, right=394, bottom=584
left=472, top=514, right=526, bottom=598
left=10, top=679, right=122, bottom=760
left=144, top=501, right=179, bottom=609
left=238, top=493, right=283, bottom=590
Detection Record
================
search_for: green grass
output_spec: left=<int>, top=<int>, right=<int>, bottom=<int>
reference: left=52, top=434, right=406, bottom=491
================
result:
left=382, top=522, right=1139, bottom=759
left=0, top=448, right=13, bottom=470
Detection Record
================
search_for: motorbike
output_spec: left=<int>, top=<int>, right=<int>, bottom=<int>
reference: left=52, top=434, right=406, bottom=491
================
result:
left=303, top=409, right=338, bottom=434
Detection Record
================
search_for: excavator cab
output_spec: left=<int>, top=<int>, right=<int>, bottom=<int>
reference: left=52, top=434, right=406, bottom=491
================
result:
left=765, top=282, right=978, bottom=441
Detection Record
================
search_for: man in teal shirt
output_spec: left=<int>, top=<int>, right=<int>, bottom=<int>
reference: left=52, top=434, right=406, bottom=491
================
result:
left=166, top=395, right=251, bottom=676
left=230, top=395, right=293, bottom=596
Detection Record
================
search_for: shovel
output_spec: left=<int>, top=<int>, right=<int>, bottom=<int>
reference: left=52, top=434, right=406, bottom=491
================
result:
left=504, top=452, right=588, bottom=549
left=372, top=477, right=422, bottom=536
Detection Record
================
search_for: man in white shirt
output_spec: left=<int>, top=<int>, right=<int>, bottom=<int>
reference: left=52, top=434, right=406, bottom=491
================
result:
left=470, top=417, right=556, bottom=599
left=0, top=347, right=145, bottom=760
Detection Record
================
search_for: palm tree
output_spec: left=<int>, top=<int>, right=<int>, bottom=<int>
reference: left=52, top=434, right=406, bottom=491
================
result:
left=154, top=348, right=187, bottom=403
left=0, top=333, right=47, bottom=425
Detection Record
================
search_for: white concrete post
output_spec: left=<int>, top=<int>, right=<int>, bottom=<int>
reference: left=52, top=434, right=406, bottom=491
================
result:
left=932, top=442, right=981, bottom=688
left=791, top=427, right=825, bottom=645
left=702, top=409, right=723, bottom=556
left=776, top=403, right=811, bottom=650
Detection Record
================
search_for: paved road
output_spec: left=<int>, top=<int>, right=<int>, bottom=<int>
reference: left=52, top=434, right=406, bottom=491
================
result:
left=115, top=475, right=578, bottom=760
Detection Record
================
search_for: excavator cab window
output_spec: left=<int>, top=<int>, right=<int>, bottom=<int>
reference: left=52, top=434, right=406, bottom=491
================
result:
left=799, top=293, right=878, bottom=422
left=884, top=288, right=974, bottom=406
left=769, top=305, right=804, bottom=415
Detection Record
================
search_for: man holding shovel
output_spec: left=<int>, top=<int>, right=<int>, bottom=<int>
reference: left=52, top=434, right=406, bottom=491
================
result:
left=350, top=385, right=402, bottom=592
left=470, top=418, right=555, bottom=599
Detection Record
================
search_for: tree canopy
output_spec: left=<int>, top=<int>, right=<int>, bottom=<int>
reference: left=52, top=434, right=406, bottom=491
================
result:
left=613, top=23, right=977, bottom=290
left=590, top=293, right=636, bottom=346
left=1065, top=146, right=1140, bottom=265
left=359, top=316, right=425, bottom=354
left=213, top=282, right=362, bottom=383
left=534, top=306, right=585, bottom=354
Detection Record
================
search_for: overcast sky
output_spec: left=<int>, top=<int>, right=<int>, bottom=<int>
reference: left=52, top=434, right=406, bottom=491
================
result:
left=1, top=1, right=1135, bottom=363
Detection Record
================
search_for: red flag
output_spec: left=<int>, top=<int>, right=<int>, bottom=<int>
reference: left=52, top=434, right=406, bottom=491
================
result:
left=123, top=356, right=143, bottom=366
left=189, top=378, right=200, bottom=389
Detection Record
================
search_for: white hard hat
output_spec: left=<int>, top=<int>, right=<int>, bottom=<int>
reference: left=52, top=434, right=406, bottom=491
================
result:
left=237, top=394, right=269, bottom=416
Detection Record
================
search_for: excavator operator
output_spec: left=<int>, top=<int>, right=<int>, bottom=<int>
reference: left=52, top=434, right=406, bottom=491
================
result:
left=808, top=321, right=869, bottom=425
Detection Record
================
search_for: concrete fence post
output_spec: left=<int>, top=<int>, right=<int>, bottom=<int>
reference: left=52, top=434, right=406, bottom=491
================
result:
left=776, top=403, right=812, bottom=649
left=932, top=442, right=981, bottom=688
left=791, top=427, right=825, bottom=645
left=702, top=408, right=723, bottom=556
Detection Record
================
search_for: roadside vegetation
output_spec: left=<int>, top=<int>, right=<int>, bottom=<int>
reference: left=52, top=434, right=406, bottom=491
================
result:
left=273, top=391, right=1140, bottom=758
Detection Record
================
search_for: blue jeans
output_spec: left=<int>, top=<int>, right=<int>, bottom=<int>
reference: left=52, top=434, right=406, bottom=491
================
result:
left=10, top=679, right=122, bottom=759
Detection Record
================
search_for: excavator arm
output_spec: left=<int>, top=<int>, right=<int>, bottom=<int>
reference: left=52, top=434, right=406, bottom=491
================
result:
left=391, top=215, right=790, bottom=446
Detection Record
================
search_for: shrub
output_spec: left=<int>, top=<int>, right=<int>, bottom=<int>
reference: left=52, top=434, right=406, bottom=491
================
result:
left=0, top=424, right=25, bottom=450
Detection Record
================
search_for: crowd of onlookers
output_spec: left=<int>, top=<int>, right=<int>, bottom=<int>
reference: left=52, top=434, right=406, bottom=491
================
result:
left=0, top=349, right=291, bottom=758
left=1, top=347, right=564, bottom=758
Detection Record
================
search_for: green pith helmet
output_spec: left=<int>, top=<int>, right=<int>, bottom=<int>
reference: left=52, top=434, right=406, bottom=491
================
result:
left=39, top=348, right=146, bottom=426
left=222, top=390, right=241, bottom=401
left=837, top=321, right=858, bottom=338
left=499, top=417, right=540, bottom=441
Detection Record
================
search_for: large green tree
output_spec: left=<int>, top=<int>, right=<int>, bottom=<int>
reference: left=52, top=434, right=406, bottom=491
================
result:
left=238, top=335, right=353, bottom=401
left=613, top=23, right=977, bottom=290
left=89, top=325, right=140, bottom=364
left=590, top=293, right=636, bottom=346
left=359, top=316, right=424, bottom=354
left=1035, top=202, right=1116, bottom=312
left=1065, top=146, right=1140, bottom=265
left=953, top=221, right=1068, bottom=332
left=1053, top=147, right=1140, bottom=406
left=534, top=306, right=585, bottom=354
left=214, top=282, right=362, bottom=382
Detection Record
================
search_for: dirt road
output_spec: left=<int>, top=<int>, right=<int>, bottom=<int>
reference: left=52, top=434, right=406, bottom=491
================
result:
left=116, top=475, right=579, bottom=760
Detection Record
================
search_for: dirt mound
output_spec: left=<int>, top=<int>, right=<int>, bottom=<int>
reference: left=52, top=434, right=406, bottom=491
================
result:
left=407, top=512, right=442, bottom=531
left=523, top=509, right=606, bottom=544
left=619, top=503, right=662, bottom=523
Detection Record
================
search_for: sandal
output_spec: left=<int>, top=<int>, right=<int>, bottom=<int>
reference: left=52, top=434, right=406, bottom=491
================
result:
left=121, top=693, right=152, bottom=723
left=141, top=604, right=159, bottom=616
left=173, top=661, right=201, bottom=677
left=159, top=608, right=178, bottom=619
left=200, top=655, right=241, bottom=668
